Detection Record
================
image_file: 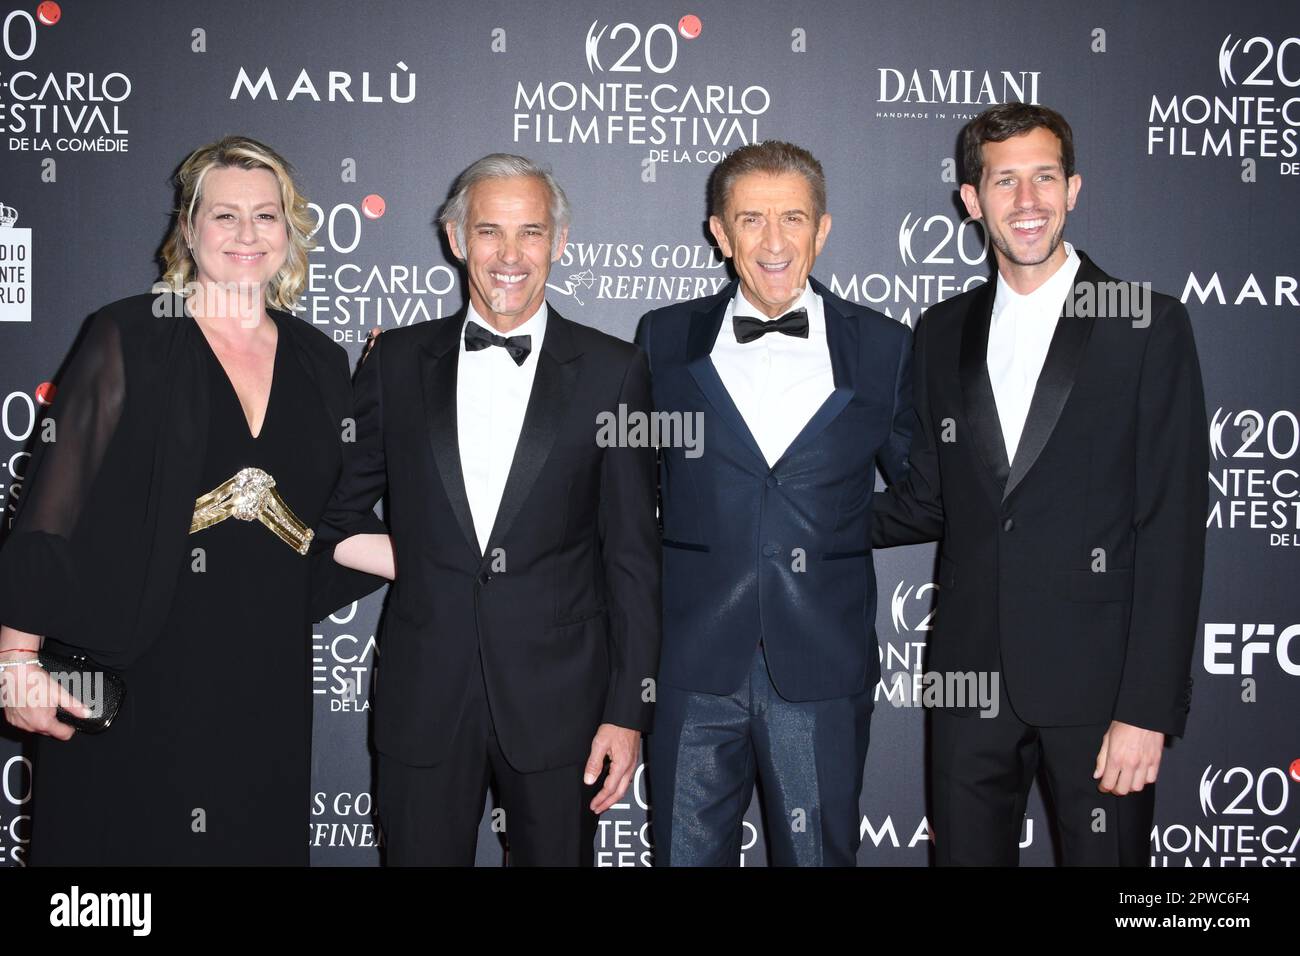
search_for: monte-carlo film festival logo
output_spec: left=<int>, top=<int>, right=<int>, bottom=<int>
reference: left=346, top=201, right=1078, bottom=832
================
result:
left=2, top=3, right=133, bottom=155
left=829, top=210, right=990, bottom=328
left=1149, top=31, right=1300, bottom=179
left=512, top=14, right=773, bottom=176
left=1207, top=406, right=1299, bottom=548
left=296, top=180, right=463, bottom=344
left=1149, top=760, right=1299, bottom=866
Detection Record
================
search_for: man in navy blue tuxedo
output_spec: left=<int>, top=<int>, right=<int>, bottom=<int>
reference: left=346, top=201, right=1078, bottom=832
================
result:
left=636, top=142, right=913, bottom=865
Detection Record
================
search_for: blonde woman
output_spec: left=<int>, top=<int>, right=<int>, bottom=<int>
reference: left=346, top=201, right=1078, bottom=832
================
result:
left=0, top=136, right=391, bottom=864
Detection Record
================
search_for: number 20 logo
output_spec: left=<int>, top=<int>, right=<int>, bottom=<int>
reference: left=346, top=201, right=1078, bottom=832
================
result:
left=585, top=21, right=679, bottom=75
left=3, top=10, right=38, bottom=61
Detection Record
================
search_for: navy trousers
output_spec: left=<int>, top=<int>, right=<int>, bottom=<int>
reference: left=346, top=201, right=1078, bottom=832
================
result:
left=649, top=643, right=873, bottom=866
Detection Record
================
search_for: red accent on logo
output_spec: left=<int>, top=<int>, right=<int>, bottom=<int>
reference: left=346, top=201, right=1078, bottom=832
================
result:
left=361, top=194, right=386, bottom=220
left=35, top=381, right=56, bottom=406
left=1290, top=759, right=1300, bottom=784
left=678, top=15, right=701, bottom=40
left=36, top=2, right=61, bottom=27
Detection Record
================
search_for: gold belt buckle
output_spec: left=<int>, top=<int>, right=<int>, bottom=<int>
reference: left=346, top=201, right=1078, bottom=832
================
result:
left=189, top=466, right=315, bottom=555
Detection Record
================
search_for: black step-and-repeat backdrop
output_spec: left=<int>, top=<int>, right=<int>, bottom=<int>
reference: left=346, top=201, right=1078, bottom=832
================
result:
left=0, top=0, right=1295, bottom=867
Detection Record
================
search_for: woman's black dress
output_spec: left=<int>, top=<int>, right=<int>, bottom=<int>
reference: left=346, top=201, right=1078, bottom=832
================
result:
left=29, top=326, right=337, bottom=865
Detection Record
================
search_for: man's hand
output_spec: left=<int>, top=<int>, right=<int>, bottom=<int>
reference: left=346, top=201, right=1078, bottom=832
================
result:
left=583, top=723, right=640, bottom=814
left=1093, top=720, right=1165, bottom=795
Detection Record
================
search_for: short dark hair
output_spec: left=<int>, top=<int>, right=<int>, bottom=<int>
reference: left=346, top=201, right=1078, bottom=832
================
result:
left=960, top=103, right=1076, bottom=187
left=709, top=141, right=826, bottom=221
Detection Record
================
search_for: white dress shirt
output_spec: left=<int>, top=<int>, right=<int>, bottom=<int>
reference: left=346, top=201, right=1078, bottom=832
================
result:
left=710, top=285, right=835, bottom=467
left=987, top=241, right=1081, bottom=463
left=457, top=302, right=547, bottom=552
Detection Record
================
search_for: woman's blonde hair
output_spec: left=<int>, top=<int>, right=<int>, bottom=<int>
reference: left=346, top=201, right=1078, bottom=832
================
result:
left=160, top=135, right=315, bottom=311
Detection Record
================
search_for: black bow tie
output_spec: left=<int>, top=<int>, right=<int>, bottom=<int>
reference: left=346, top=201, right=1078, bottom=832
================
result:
left=464, top=321, right=532, bottom=366
left=733, top=308, right=809, bottom=344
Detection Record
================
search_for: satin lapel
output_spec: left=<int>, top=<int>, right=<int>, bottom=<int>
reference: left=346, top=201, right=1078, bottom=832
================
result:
left=685, top=284, right=767, bottom=472
left=420, top=313, right=480, bottom=559
left=1002, top=267, right=1097, bottom=501
left=959, top=280, right=1012, bottom=493
left=775, top=280, right=855, bottom=463
left=485, top=310, right=581, bottom=552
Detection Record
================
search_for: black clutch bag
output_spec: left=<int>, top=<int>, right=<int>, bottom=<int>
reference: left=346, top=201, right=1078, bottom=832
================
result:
left=36, top=648, right=126, bottom=734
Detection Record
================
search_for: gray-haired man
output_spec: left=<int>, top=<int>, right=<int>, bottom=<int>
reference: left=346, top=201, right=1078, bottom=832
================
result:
left=318, top=155, right=661, bottom=865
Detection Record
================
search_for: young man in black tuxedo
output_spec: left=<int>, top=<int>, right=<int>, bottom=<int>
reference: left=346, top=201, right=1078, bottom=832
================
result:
left=872, top=104, right=1208, bottom=866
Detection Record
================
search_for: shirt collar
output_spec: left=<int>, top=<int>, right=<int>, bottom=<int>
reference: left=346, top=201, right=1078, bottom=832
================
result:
left=464, top=299, right=548, bottom=346
left=733, top=283, right=819, bottom=322
left=994, top=241, right=1080, bottom=315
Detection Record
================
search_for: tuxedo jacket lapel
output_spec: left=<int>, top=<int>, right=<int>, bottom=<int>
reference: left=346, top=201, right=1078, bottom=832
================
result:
left=486, top=309, right=581, bottom=552
left=776, top=278, right=856, bottom=463
left=959, top=280, right=1012, bottom=493
left=1002, top=261, right=1098, bottom=501
left=684, top=284, right=768, bottom=472
left=420, top=312, right=480, bottom=559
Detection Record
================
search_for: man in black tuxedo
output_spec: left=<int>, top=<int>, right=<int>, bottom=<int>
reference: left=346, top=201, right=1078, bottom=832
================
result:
left=318, top=155, right=660, bottom=865
left=638, top=142, right=913, bottom=865
left=872, top=104, right=1208, bottom=865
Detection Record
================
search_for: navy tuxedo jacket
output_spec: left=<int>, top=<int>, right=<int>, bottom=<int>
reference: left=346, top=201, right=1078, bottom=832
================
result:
left=636, top=277, right=913, bottom=701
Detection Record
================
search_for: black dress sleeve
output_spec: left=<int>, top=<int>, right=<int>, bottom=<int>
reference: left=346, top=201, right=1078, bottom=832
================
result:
left=0, top=311, right=126, bottom=637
